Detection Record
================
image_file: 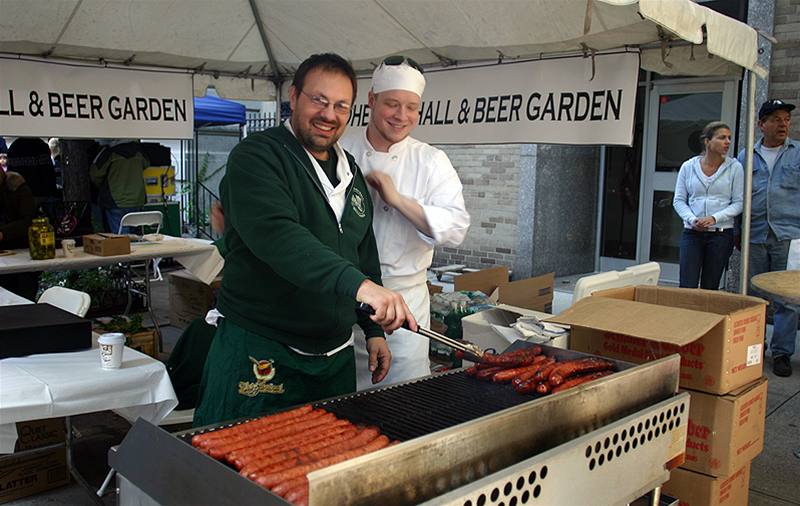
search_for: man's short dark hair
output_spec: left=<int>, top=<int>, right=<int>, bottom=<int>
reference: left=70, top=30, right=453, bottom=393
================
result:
left=291, top=53, right=357, bottom=102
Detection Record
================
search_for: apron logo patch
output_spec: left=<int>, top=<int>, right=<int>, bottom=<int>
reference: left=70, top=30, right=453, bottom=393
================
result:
left=351, top=187, right=367, bottom=218
left=239, top=356, right=285, bottom=397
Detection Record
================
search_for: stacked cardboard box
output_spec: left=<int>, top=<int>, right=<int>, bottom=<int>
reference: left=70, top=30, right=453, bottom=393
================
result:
left=454, top=267, right=554, bottom=313
left=550, top=286, right=768, bottom=505
left=0, top=418, right=69, bottom=504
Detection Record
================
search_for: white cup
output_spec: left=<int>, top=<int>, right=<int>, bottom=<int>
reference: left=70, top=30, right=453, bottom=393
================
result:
left=98, top=333, right=126, bottom=369
left=62, top=239, right=76, bottom=258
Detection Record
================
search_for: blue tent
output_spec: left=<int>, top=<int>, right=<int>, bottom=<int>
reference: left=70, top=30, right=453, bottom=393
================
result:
left=193, top=95, right=246, bottom=127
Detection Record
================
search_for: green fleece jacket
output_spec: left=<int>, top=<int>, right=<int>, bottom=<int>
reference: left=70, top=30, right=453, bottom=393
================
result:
left=89, top=143, right=148, bottom=208
left=217, top=125, right=383, bottom=353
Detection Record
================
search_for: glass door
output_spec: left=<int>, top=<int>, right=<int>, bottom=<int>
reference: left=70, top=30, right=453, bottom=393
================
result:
left=639, top=81, right=738, bottom=283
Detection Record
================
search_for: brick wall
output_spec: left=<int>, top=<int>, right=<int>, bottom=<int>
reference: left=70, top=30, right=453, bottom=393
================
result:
left=771, top=0, right=800, bottom=140
left=432, top=144, right=521, bottom=270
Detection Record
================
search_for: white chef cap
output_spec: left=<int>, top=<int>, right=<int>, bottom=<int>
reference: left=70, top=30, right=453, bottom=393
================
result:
left=371, top=58, right=426, bottom=98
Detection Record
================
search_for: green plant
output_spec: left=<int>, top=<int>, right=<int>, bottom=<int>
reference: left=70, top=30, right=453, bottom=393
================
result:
left=97, top=314, right=145, bottom=335
left=180, top=152, right=225, bottom=230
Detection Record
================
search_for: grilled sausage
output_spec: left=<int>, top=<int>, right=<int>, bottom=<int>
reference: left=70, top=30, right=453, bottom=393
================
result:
left=253, top=435, right=390, bottom=489
left=297, top=427, right=381, bottom=463
left=201, top=408, right=329, bottom=451
left=535, top=382, right=551, bottom=395
left=491, top=355, right=549, bottom=383
left=238, top=427, right=360, bottom=476
left=548, top=358, right=614, bottom=387
left=533, top=362, right=559, bottom=382
left=481, top=347, right=542, bottom=368
left=285, top=483, right=309, bottom=506
left=192, top=405, right=314, bottom=448
left=474, top=366, right=505, bottom=381
left=551, top=371, right=613, bottom=393
left=208, top=412, right=337, bottom=460
left=272, top=476, right=307, bottom=496
left=232, top=420, right=353, bottom=468
left=511, top=357, right=555, bottom=388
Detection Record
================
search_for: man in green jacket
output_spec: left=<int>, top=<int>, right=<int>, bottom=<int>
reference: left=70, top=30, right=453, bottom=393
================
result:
left=89, top=140, right=149, bottom=233
left=194, top=53, right=416, bottom=427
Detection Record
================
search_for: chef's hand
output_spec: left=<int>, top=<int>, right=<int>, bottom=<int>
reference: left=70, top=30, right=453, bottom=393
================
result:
left=366, top=171, right=401, bottom=208
left=356, top=279, right=418, bottom=334
left=366, top=336, right=391, bottom=384
left=211, top=201, right=225, bottom=234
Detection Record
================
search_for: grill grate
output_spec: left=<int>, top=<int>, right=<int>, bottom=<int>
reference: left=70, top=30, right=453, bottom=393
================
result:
left=315, top=370, right=538, bottom=441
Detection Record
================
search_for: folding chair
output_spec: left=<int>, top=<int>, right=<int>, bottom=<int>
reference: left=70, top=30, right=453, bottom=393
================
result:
left=38, top=286, right=91, bottom=317
left=118, top=211, right=164, bottom=352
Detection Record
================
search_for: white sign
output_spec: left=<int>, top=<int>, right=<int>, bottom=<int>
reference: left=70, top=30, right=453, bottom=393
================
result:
left=0, top=58, right=194, bottom=139
left=347, top=51, right=639, bottom=146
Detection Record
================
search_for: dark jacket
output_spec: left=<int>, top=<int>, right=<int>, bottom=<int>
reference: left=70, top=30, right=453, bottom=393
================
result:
left=217, top=125, right=383, bottom=353
left=0, top=172, right=36, bottom=249
left=90, top=142, right=149, bottom=208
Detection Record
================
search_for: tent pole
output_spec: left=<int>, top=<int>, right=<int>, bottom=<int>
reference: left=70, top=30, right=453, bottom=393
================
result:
left=739, top=70, right=756, bottom=295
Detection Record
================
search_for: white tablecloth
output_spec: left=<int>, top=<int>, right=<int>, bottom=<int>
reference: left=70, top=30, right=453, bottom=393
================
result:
left=0, top=236, right=223, bottom=284
left=0, top=344, right=178, bottom=453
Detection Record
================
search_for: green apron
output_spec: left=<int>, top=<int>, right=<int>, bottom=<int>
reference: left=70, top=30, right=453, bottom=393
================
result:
left=193, top=318, right=355, bottom=427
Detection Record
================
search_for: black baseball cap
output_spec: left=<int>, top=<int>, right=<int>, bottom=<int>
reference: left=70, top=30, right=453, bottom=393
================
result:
left=759, top=99, right=795, bottom=119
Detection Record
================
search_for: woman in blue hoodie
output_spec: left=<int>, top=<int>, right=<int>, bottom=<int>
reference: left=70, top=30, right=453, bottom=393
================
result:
left=673, top=121, right=744, bottom=289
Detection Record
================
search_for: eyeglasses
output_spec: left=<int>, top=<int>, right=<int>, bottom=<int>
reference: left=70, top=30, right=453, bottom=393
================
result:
left=301, top=90, right=352, bottom=115
left=382, top=55, right=424, bottom=74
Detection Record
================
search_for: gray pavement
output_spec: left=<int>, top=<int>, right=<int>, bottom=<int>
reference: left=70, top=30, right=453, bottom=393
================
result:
left=6, top=274, right=800, bottom=505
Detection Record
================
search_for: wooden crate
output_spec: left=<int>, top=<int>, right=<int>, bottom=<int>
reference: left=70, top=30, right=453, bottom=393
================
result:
left=127, top=330, right=157, bottom=357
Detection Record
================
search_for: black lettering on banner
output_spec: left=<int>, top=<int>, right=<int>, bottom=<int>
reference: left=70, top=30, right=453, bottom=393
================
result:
left=421, top=101, right=434, bottom=125
left=606, top=89, right=622, bottom=120
left=123, top=97, right=136, bottom=120
left=162, top=99, right=174, bottom=121
left=148, top=98, right=162, bottom=121
left=541, top=93, right=556, bottom=121
left=558, top=93, right=574, bottom=121
left=108, top=96, right=122, bottom=119
left=484, top=96, right=498, bottom=123
left=526, top=93, right=541, bottom=120
left=28, top=91, right=44, bottom=117
left=349, top=103, right=369, bottom=127
left=509, top=94, right=522, bottom=121
left=575, top=92, right=590, bottom=121
left=90, top=95, right=104, bottom=119
left=0, top=90, right=25, bottom=117
left=174, top=99, right=187, bottom=122
left=135, top=97, right=148, bottom=120
left=496, top=95, right=510, bottom=122
left=76, top=94, right=90, bottom=119
left=457, top=99, right=470, bottom=124
left=590, top=90, right=604, bottom=120
left=62, top=93, right=76, bottom=118
left=473, top=97, right=485, bottom=123
left=48, top=92, right=62, bottom=117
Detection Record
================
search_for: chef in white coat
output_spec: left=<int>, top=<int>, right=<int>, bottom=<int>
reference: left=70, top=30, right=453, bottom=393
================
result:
left=341, top=56, right=470, bottom=389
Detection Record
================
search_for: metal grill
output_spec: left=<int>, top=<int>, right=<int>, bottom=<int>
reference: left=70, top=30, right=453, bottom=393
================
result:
left=316, top=371, right=536, bottom=441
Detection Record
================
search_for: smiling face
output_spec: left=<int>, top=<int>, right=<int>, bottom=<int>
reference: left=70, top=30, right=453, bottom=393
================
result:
left=366, top=89, right=421, bottom=152
left=289, top=68, right=353, bottom=159
left=704, top=127, right=731, bottom=157
left=759, top=110, right=791, bottom=148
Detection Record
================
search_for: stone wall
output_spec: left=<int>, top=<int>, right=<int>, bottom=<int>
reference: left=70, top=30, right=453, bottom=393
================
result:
left=771, top=0, right=800, bottom=140
left=432, top=144, right=521, bottom=270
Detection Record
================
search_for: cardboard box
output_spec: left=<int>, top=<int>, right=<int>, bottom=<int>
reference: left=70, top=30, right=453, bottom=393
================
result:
left=454, top=267, right=553, bottom=312
left=14, top=418, right=65, bottom=452
left=168, top=269, right=223, bottom=329
left=127, top=329, right=158, bottom=357
left=682, top=377, right=767, bottom=477
left=82, top=233, right=131, bottom=256
left=462, top=304, right=568, bottom=358
left=549, top=286, right=766, bottom=394
left=427, top=281, right=443, bottom=295
left=662, top=463, right=750, bottom=506
left=0, top=444, right=69, bottom=504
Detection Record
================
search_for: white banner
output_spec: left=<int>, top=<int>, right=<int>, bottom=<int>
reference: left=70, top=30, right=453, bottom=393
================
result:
left=348, top=51, right=639, bottom=146
left=0, top=58, right=193, bottom=139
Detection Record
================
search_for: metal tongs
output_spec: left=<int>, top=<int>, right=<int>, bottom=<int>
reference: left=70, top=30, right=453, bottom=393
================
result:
left=357, top=302, right=486, bottom=362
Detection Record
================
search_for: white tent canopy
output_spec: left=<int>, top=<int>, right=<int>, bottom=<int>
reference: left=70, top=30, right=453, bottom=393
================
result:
left=1, top=0, right=764, bottom=100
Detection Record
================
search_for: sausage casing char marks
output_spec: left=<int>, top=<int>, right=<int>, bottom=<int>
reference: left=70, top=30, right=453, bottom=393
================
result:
left=191, top=405, right=394, bottom=505
left=465, top=347, right=616, bottom=397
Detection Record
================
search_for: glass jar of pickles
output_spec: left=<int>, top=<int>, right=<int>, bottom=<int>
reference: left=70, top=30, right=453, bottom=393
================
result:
left=28, top=216, right=56, bottom=260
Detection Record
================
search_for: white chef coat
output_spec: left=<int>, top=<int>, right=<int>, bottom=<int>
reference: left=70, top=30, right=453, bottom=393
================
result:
left=342, top=130, right=470, bottom=389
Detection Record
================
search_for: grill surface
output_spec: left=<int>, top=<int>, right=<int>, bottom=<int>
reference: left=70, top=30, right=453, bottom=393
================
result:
left=315, top=370, right=536, bottom=441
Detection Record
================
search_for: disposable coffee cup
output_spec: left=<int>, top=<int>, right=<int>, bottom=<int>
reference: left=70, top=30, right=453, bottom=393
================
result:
left=62, top=239, right=76, bottom=257
left=98, top=333, right=126, bottom=369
